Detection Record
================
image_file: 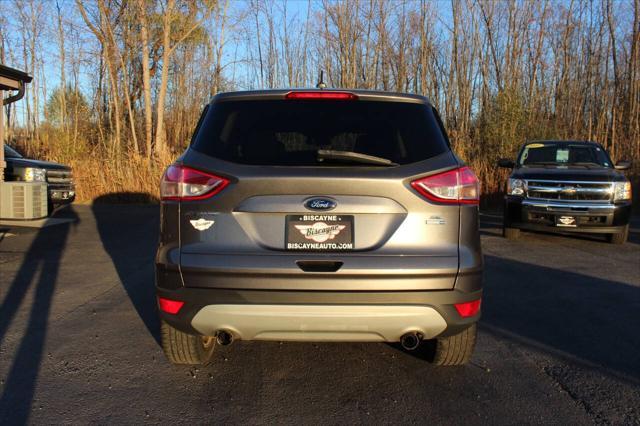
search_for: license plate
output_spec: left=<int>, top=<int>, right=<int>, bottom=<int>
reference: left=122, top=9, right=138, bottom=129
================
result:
left=286, top=215, right=354, bottom=251
left=556, top=215, right=577, bottom=227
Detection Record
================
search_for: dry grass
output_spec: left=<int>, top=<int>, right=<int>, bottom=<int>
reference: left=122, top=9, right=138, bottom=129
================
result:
left=11, top=134, right=638, bottom=208
left=13, top=134, right=173, bottom=204
left=68, top=152, right=170, bottom=203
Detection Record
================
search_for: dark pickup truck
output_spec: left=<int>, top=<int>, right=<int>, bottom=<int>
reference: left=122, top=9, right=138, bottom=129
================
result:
left=3, top=145, right=75, bottom=213
left=499, top=140, right=632, bottom=244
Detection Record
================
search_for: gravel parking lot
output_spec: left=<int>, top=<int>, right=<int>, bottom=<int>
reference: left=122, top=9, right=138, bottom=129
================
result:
left=1, top=205, right=639, bottom=425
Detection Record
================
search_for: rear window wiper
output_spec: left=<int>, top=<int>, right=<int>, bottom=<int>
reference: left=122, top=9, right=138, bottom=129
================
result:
left=524, top=161, right=560, bottom=166
left=567, top=162, right=602, bottom=167
left=317, top=149, right=398, bottom=166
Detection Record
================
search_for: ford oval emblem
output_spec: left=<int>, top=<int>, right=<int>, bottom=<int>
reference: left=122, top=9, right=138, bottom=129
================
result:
left=304, top=198, right=337, bottom=211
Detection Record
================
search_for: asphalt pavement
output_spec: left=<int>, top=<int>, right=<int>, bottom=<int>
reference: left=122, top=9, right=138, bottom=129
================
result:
left=0, top=205, right=639, bottom=425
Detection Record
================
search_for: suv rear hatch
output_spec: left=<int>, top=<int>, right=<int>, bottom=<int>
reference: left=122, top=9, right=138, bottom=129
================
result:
left=167, top=91, right=475, bottom=291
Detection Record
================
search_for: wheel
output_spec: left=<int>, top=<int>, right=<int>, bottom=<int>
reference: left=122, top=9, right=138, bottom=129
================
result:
left=503, top=226, right=520, bottom=239
left=502, top=209, right=520, bottom=239
left=430, top=323, right=477, bottom=366
left=160, top=321, right=216, bottom=365
left=606, top=225, right=629, bottom=245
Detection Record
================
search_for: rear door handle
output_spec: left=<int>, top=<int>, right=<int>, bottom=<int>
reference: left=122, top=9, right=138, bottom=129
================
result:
left=296, top=260, right=343, bottom=272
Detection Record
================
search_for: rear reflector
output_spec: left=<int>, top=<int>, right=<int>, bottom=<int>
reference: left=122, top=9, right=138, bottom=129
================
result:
left=410, top=166, right=480, bottom=205
left=285, top=91, right=358, bottom=101
left=158, top=297, right=184, bottom=315
left=454, top=299, right=481, bottom=318
left=161, top=164, right=229, bottom=201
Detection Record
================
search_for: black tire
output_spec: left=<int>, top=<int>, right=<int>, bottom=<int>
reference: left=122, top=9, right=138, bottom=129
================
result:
left=606, top=224, right=629, bottom=245
left=430, top=323, right=477, bottom=366
left=503, top=226, right=520, bottom=239
left=502, top=209, right=520, bottom=239
left=160, top=321, right=216, bottom=365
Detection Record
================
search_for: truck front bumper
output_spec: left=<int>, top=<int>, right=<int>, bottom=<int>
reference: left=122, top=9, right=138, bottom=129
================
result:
left=48, top=186, right=75, bottom=204
left=504, top=196, right=631, bottom=234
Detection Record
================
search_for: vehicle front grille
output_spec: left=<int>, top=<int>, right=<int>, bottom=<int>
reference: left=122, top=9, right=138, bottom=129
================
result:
left=46, top=169, right=73, bottom=185
left=525, top=180, right=613, bottom=202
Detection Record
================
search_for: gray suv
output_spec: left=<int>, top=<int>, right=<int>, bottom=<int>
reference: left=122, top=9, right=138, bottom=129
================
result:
left=156, top=90, right=483, bottom=366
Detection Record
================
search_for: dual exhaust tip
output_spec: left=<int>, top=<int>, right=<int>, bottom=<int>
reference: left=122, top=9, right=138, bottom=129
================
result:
left=400, top=332, right=422, bottom=351
left=215, top=330, right=423, bottom=350
left=216, top=330, right=234, bottom=346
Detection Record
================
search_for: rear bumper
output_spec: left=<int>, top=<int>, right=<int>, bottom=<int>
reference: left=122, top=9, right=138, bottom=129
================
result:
left=156, top=284, right=482, bottom=342
left=504, top=196, right=631, bottom=234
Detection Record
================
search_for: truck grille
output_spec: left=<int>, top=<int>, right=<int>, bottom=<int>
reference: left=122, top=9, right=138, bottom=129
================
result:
left=46, top=169, right=73, bottom=185
left=525, top=180, right=613, bottom=202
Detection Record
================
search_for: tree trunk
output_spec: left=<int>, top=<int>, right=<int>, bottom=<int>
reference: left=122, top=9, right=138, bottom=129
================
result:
left=138, top=0, right=154, bottom=158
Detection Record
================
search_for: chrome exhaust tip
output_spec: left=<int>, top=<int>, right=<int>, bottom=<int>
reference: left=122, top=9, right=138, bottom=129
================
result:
left=216, top=330, right=234, bottom=346
left=400, top=332, right=421, bottom=351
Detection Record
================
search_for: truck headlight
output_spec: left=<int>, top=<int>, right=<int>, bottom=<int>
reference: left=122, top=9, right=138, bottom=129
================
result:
left=613, top=181, right=632, bottom=202
left=24, top=167, right=47, bottom=182
left=507, top=178, right=525, bottom=196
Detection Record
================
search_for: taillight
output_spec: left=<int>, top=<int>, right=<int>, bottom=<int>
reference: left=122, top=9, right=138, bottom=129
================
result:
left=158, top=297, right=184, bottom=315
left=410, top=166, right=480, bottom=205
left=285, top=91, right=358, bottom=100
left=160, top=164, right=229, bottom=201
left=454, top=299, right=481, bottom=318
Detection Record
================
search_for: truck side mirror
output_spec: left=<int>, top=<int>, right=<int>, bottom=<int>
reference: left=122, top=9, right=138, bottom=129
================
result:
left=614, top=160, right=631, bottom=170
left=498, top=158, right=515, bottom=168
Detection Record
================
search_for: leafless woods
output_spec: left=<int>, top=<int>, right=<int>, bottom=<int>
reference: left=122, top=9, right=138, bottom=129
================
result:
left=1, top=0, right=638, bottom=201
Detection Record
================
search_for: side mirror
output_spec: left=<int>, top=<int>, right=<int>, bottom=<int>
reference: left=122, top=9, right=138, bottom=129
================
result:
left=498, top=158, right=515, bottom=168
left=615, top=160, right=631, bottom=170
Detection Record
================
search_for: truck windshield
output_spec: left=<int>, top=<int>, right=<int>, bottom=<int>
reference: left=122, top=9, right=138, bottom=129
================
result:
left=518, top=143, right=611, bottom=167
left=190, top=100, right=450, bottom=166
left=4, top=145, right=22, bottom=158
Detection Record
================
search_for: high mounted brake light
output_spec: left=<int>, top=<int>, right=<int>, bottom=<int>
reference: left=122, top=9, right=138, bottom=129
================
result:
left=410, top=166, right=480, bottom=205
left=160, top=164, right=229, bottom=201
left=285, top=91, right=358, bottom=100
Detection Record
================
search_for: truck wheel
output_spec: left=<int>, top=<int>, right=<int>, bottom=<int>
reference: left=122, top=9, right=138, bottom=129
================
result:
left=503, top=226, right=520, bottom=239
left=606, top=225, right=629, bottom=245
left=430, top=323, right=477, bottom=366
left=161, top=321, right=216, bottom=365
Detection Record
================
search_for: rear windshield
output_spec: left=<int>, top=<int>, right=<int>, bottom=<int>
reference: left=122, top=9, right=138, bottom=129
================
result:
left=190, top=100, right=450, bottom=166
left=518, top=142, right=612, bottom=167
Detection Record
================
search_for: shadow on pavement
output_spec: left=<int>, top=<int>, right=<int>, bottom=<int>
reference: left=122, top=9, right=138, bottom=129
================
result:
left=480, top=254, right=640, bottom=381
left=0, top=206, right=79, bottom=424
left=91, top=193, right=160, bottom=345
left=393, top=252, right=640, bottom=384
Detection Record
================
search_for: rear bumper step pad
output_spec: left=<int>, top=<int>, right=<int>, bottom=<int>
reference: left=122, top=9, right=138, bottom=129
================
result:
left=190, top=304, right=448, bottom=342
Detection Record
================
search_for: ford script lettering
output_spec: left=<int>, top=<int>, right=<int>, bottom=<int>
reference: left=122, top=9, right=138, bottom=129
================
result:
left=304, top=198, right=337, bottom=211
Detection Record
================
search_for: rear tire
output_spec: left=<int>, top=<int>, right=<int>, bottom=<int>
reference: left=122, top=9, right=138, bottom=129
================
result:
left=606, top=225, right=629, bottom=245
left=503, top=226, right=520, bottom=239
left=430, top=323, right=477, bottom=366
left=161, top=321, right=216, bottom=365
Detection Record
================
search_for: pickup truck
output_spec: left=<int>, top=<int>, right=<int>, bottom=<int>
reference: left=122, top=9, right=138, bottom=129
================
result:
left=499, top=140, right=632, bottom=244
left=3, top=145, right=75, bottom=214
